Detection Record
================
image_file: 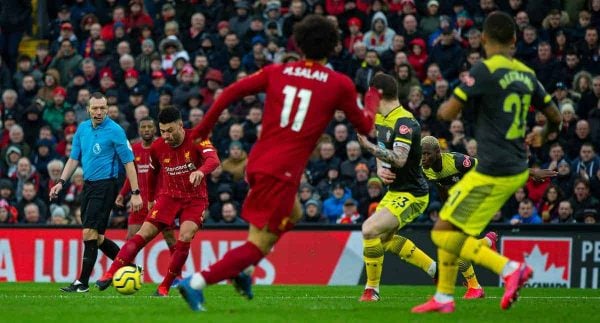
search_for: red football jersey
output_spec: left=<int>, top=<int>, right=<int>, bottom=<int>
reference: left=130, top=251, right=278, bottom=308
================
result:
left=119, top=142, right=152, bottom=203
left=193, top=61, right=377, bottom=183
left=148, top=130, right=220, bottom=201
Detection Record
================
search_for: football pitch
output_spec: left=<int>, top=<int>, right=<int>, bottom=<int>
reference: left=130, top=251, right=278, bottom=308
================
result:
left=1, top=283, right=598, bottom=323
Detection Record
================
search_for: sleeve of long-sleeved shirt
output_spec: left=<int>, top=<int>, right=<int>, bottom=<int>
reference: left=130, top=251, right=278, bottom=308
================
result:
left=196, top=139, right=220, bottom=175
left=191, top=67, right=269, bottom=141
left=147, top=144, right=161, bottom=202
left=119, top=177, right=131, bottom=196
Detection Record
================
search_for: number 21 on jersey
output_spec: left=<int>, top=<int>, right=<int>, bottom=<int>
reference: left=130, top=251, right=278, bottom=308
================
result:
left=280, top=85, right=313, bottom=132
left=503, top=93, right=531, bottom=139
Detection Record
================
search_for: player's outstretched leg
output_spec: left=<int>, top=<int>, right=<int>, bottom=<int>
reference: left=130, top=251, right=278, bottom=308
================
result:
left=384, top=235, right=437, bottom=280
left=96, top=234, right=148, bottom=290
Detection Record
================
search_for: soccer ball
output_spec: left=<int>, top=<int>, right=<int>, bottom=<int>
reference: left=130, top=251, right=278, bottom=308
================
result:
left=112, top=266, right=142, bottom=295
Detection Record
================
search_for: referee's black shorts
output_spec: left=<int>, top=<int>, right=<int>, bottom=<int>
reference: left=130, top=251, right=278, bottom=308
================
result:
left=80, top=178, right=118, bottom=234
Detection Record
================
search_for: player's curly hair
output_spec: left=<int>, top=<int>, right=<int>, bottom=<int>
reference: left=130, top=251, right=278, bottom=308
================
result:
left=293, top=15, right=339, bottom=60
left=483, top=11, right=516, bottom=45
left=158, top=106, right=181, bottom=124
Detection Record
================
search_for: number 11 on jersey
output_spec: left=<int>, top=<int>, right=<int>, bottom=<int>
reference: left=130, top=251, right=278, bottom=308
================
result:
left=281, top=85, right=313, bottom=132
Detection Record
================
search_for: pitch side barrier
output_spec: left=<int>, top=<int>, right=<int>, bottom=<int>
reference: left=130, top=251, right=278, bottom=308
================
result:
left=0, top=224, right=598, bottom=288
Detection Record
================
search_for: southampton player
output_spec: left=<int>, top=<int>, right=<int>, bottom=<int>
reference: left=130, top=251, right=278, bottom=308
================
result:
left=115, top=117, right=176, bottom=251
left=177, top=15, right=380, bottom=312
left=356, top=73, right=436, bottom=302
left=96, top=107, right=220, bottom=296
left=421, top=135, right=497, bottom=299
left=412, top=12, right=561, bottom=313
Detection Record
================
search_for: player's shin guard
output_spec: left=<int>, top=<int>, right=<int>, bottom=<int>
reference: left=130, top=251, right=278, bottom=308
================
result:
left=385, top=235, right=436, bottom=277
left=363, top=238, right=384, bottom=289
left=201, top=241, right=263, bottom=285
left=99, top=238, right=120, bottom=260
left=107, top=234, right=147, bottom=276
left=431, top=230, right=509, bottom=275
left=458, top=258, right=480, bottom=289
left=160, top=240, right=191, bottom=290
left=436, top=248, right=459, bottom=296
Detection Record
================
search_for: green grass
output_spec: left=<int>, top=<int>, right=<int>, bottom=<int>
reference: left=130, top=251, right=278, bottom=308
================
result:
left=0, top=283, right=598, bottom=323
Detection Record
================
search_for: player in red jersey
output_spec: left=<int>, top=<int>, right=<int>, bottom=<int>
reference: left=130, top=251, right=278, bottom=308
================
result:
left=115, top=117, right=176, bottom=251
left=96, top=107, right=220, bottom=296
left=177, top=15, right=380, bottom=312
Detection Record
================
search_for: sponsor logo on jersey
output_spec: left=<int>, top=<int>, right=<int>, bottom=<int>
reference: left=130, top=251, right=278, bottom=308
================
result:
left=185, top=151, right=191, bottom=163
left=463, top=158, right=472, bottom=168
left=501, top=237, right=572, bottom=288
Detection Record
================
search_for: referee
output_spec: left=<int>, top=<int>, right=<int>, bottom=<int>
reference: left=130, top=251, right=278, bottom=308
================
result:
left=50, top=92, right=143, bottom=293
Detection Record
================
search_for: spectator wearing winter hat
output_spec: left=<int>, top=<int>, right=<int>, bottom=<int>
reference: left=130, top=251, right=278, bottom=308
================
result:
left=43, top=87, right=72, bottom=132
left=2, top=145, right=22, bottom=178
left=363, top=12, right=396, bottom=55
left=100, top=6, right=128, bottom=42
left=98, top=67, right=116, bottom=93
left=32, top=138, right=56, bottom=179
left=51, top=22, right=80, bottom=57
left=0, top=199, right=17, bottom=224
left=299, top=183, right=319, bottom=209
left=0, top=179, right=15, bottom=205
left=49, top=204, right=71, bottom=225
left=207, top=183, right=235, bottom=223
left=301, top=198, right=327, bottom=223
left=200, top=69, right=223, bottom=107
left=135, top=39, right=158, bottom=77
left=323, top=182, right=352, bottom=223
left=37, top=68, right=61, bottom=103
left=229, top=1, right=252, bottom=38
left=242, top=35, right=269, bottom=73
left=118, top=68, right=144, bottom=105
left=337, top=198, right=362, bottom=224
left=263, top=1, right=283, bottom=33
left=365, top=177, right=385, bottom=218
left=21, top=105, right=47, bottom=149
left=344, top=17, right=364, bottom=54
left=159, top=35, right=189, bottom=76
left=222, top=141, right=248, bottom=183
left=173, top=65, right=200, bottom=108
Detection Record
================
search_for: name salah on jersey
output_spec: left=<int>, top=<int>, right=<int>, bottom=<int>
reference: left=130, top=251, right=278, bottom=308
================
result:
left=282, top=66, right=329, bottom=82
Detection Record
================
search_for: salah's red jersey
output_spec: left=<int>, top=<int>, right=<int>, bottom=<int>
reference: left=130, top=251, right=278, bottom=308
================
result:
left=147, top=130, right=220, bottom=201
left=193, top=61, right=375, bottom=184
left=119, top=142, right=153, bottom=203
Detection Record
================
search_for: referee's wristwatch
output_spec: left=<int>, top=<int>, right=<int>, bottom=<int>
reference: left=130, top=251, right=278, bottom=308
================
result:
left=131, top=189, right=141, bottom=195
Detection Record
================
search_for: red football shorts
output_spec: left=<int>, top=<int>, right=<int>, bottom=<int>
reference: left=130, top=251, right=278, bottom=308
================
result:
left=242, top=172, right=298, bottom=236
left=147, top=195, right=207, bottom=227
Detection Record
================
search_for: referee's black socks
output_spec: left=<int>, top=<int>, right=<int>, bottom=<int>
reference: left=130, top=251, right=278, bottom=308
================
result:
left=79, top=239, right=98, bottom=286
left=99, top=238, right=120, bottom=259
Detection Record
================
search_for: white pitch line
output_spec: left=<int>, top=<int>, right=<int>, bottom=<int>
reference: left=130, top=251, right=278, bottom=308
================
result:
left=1, top=295, right=599, bottom=300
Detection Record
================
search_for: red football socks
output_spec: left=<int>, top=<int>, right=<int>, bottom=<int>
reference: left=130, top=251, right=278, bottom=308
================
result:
left=201, top=241, right=264, bottom=285
left=160, top=240, right=190, bottom=289
left=107, top=234, right=146, bottom=276
left=168, top=243, right=176, bottom=255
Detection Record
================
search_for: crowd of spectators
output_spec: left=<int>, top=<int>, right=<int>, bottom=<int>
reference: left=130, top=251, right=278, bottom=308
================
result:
left=0, top=0, right=598, bottom=227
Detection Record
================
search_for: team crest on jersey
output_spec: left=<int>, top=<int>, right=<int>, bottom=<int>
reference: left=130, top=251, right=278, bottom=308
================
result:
left=184, top=151, right=191, bottom=163
left=463, top=158, right=472, bottom=167
left=399, top=125, right=411, bottom=135
left=135, top=156, right=140, bottom=162
left=93, top=143, right=102, bottom=154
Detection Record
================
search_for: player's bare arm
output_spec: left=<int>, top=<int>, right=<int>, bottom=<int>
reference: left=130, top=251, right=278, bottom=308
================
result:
left=437, top=97, right=464, bottom=121
left=540, top=102, right=562, bottom=142
left=358, top=134, right=409, bottom=168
